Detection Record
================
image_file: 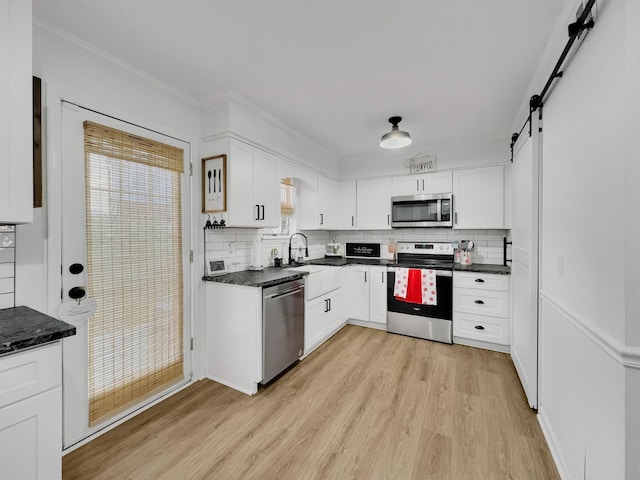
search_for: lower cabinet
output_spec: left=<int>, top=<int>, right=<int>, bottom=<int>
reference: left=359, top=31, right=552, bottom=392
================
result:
left=0, top=342, right=62, bottom=480
left=453, top=271, right=510, bottom=352
left=205, top=283, right=262, bottom=395
left=305, top=289, right=342, bottom=354
left=343, top=265, right=387, bottom=328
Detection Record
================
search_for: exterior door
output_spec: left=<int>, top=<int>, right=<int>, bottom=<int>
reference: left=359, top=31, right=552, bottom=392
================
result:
left=511, top=116, right=541, bottom=409
left=60, top=102, right=192, bottom=448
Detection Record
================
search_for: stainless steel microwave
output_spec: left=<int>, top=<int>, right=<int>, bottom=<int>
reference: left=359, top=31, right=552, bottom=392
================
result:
left=390, top=193, right=453, bottom=228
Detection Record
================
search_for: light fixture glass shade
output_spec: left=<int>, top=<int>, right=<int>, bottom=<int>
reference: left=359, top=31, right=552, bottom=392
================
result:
left=380, top=116, right=412, bottom=149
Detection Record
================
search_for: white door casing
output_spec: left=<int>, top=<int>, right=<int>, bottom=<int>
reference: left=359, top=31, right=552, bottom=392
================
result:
left=60, top=102, right=192, bottom=448
left=510, top=115, right=541, bottom=409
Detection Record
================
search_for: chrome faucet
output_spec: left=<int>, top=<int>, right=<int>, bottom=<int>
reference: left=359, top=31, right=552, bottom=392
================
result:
left=288, top=232, right=308, bottom=265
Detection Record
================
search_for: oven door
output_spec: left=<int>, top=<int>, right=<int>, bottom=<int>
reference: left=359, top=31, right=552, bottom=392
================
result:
left=387, top=270, right=452, bottom=319
left=386, top=269, right=453, bottom=343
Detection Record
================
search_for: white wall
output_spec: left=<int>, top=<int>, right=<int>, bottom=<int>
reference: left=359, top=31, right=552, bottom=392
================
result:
left=339, top=135, right=510, bottom=179
left=20, top=23, right=204, bottom=373
left=202, top=93, right=342, bottom=178
left=529, top=0, right=640, bottom=478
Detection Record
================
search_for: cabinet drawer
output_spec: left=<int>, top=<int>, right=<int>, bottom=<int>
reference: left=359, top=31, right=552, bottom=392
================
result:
left=305, top=268, right=342, bottom=301
left=0, top=342, right=61, bottom=408
left=454, top=288, right=509, bottom=318
left=453, top=312, right=509, bottom=345
left=454, top=272, right=509, bottom=291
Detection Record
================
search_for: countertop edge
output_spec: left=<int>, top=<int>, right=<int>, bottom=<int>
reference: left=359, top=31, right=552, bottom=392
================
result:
left=0, top=306, right=77, bottom=357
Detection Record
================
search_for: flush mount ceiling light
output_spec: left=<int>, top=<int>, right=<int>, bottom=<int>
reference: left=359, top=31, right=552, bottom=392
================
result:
left=380, top=116, right=412, bottom=149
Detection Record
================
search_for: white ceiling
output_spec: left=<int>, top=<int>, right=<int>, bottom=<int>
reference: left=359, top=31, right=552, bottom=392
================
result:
left=33, top=0, right=565, bottom=160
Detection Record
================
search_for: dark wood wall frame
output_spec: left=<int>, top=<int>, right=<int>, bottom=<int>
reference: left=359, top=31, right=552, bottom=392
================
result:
left=33, top=76, right=42, bottom=208
left=202, top=154, right=226, bottom=213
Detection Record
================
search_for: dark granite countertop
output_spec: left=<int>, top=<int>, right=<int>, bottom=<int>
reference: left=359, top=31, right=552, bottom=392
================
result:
left=203, top=267, right=308, bottom=288
left=0, top=306, right=76, bottom=356
left=454, top=264, right=511, bottom=275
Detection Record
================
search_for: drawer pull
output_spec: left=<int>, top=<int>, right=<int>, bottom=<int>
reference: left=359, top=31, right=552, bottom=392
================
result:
left=474, top=299, right=485, bottom=304
left=474, top=278, right=485, bottom=283
left=474, top=325, right=485, bottom=330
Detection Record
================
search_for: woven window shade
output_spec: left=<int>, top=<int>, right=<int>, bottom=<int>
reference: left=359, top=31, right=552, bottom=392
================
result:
left=83, top=121, right=185, bottom=425
left=281, top=177, right=294, bottom=217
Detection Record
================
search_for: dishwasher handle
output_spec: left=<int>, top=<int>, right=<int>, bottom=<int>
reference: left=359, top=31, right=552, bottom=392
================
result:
left=265, top=287, right=304, bottom=300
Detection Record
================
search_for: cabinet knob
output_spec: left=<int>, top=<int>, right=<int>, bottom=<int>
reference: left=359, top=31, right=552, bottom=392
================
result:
left=474, top=278, right=485, bottom=283
left=474, top=325, right=485, bottom=330
left=474, top=299, right=485, bottom=304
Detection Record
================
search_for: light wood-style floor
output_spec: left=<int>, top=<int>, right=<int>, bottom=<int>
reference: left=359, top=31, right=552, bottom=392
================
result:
left=63, top=325, right=559, bottom=480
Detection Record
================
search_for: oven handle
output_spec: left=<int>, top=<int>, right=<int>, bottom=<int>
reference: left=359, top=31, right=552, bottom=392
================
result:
left=390, top=269, right=452, bottom=277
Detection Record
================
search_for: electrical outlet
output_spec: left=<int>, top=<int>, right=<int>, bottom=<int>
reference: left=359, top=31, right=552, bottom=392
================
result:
left=558, top=255, right=565, bottom=278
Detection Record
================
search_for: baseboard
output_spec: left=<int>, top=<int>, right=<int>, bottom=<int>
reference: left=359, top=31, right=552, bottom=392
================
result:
left=347, top=318, right=387, bottom=331
left=453, top=336, right=510, bottom=353
left=537, top=406, right=571, bottom=480
left=205, top=374, right=257, bottom=396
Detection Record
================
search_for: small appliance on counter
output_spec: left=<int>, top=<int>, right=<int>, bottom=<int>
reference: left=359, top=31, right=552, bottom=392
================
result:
left=325, top=238, right=343, bottom=257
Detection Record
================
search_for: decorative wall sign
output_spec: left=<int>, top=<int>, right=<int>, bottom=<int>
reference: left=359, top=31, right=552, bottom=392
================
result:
left=404, top=153, right=436, bottom=174
left=202, top=154, right=226, bottom=213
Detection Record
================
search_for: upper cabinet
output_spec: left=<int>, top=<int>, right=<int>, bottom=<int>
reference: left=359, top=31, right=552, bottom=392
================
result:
left=0, top=0, right=33, bottom=224
left=391, top=171, right=453, bottom=197
left=452, top=165, right=505, bottom=229
left=336, top=181, right=357, bottom=230
left=298, top=173, right=339, bottom=230
left=227, top=139, right=279, bottom=228
left=356, top=178, right=392, bottom=230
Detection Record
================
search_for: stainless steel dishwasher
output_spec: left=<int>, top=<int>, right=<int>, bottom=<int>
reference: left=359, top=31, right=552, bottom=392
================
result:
left=262, top=278, right=305, bottom=384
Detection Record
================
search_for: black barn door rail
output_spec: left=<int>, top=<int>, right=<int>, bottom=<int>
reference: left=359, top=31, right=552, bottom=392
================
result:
left=510, top=0, right=597, bottom=160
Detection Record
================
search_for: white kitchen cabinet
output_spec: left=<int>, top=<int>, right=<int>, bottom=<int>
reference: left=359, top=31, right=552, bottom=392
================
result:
left=0, top=342, right=62, bottom=479
left=205, top=283, right=262, bottom=395
left=336, top=180, right=357, bottom=230
left=298, top=174, right=338, bottom=230
left=0, top=0, right=33, bottom=224
left=452, top=165, right=505, bottom=229
left=391, top=171, right=452, bottom=196
left=227, top=139, right=279, bottom=228
left=305, top=289, right=342, bottom=354
left=453, top=271, right=510, bottom=352
left=343, top=265, right=387, bottom=327
left=356, top=178, right=392, bottom=230
left=342, top=266, right=369, bottom=322
left=302, top=267, right=343, bottom=355
left=369, top=266, right=388, bottom=325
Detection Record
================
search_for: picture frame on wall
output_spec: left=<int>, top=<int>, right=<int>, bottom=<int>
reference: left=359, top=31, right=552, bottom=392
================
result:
left=202, top=154, right=226, bottom=213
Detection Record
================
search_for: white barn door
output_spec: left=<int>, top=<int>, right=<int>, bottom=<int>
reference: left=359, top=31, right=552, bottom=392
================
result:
left=511, top=115, right=541, bottom=409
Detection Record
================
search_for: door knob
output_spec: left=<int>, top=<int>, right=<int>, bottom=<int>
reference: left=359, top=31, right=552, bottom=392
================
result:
left=68, top=287, right=86, bottom=300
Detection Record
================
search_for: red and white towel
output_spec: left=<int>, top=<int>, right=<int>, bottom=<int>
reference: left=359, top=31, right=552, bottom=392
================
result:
left=393, top=268, right=437, bottom=305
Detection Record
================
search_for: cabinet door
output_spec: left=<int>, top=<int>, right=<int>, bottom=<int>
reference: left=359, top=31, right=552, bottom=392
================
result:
left=342, top=266, right=369, bottom=321
left=256, top=151, right=280, bottom=227
left=424, top=171, right=453, bottom=194
left=453, top=165, right=504, bottom=229
left=0, top=387, right=61, bottom=480
left=391, top=175, right=421, bottom=196
left=318, top=175, right=338, bottom=229
left=356, top=178, right=392, bottom=230
left=369, top=267, right=387, bottom=325
left=305, top=295, right=328, bottom=353
left=0, top=0, right=32, bottom=223
left=227, top=140, right=258, bottom=226
left=297, top=169, right=319, bottom=230
left=326, top=291, right=343, bottom=333
left=336, top=181, right=357, bottom=230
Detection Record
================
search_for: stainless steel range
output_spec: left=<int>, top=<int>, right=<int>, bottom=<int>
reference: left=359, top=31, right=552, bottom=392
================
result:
left=387, top=242, right=454, bottom=344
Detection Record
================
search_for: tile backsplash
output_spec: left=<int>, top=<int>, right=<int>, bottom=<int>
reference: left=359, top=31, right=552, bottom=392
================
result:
left=204, top=227, right=510, bottom=275
left=0, top=225, right=16, bottom=309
